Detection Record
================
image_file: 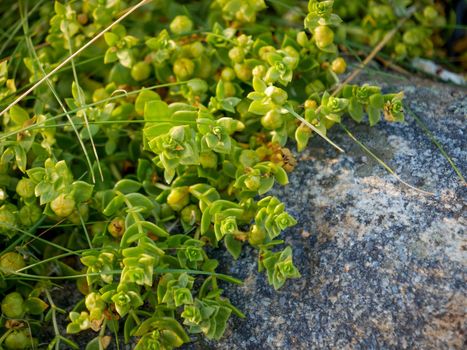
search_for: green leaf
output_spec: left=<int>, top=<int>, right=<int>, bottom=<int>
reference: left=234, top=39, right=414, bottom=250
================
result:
left=224, top=234, right=242, bottom=259
left=85, top=337, right=102, bottom=350
left=54, top=1, right=66, bottom=16
left=201, top=209, right=212, bottom=234
left=134, top=317, right=190, bottom=343
left=10, top=105, right=29, bottom=125
left=103, top=194, right=125, bottom=216
left=171, top=110, right=198, bottom=123
left=258, top=176, right=275, bottom=195
left=141, top=221, right=169, bottom=238
left=135, top=89, right=160, bottom=116
left=144, top=100, right=170, bottom=122
left=26, top=168, right=45, bottom=183
left=104, top=48, right=118, bottom=64
left=295, top=124, right=311, bottom=152
left=104, top=32, right=119, bottom=46
left=72, top=181, right=94, bottom=202
left=114, top=179, right=141, bottom=194
left=367, top=106, right=381, bottom=126
left=273, top=166, right=289, bottom=185
left=117, top=48, right=134, bottom=68
left=71, top=82, right=86, bottom=104
left=369, top=94, right=384, bottom=109
left=24, top=297, right=49, bottom=315
left=79, top=124, right=99, bottom=140
left=252, top=77, right=267, bottom=92
left=248, top=100, right=271, bottom=115
left=348, top=97, right=363, bottom=122
left=125, top=193, right=154, bottom=214
left=325, top=113, right=341, bottom=123
left=144, top=123, right=173, bottom=139
left=124, top=315, right=136, bottom=344
left=14, top=145, right=27, bottom=173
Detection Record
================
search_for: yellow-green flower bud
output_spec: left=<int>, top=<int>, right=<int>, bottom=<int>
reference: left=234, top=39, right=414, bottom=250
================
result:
left=187, top=78, right=208, bottom=95
left=275, top=212, right=296, bottom=230
left=169, top=15, right=193, bottom=35
left=244, top=175, right=261, bottom=191
left=304, top=99, right=317, bottom=110
left=190, top=42, right=204, bottom=58
left=423, top=6, right=437, bottom=21
left=167, top=187, right=190, bottom=211
left=0, top=206, right=16, bottom=233
left=181, top=204, right=201, bottom=226
left=16, top=179, right=35, bottom=198
left=1, top=292, right=25, bottom=319
left=249, top=224, right=265, bottom=245
left=228, top=47, right=245, bottom=63
left=0, top=252, right=26, bottom=275
left=297, top=31, right=309, bottom=47
left=403, top=28, right=422, bottom=46
left=131, top=61, right=151, bottom=82
left=331, top=57, right=346, bottom=75
left=50, top=194, right=76, bottom=218
left=221, top=67, right=235, bottom=81
left=108, top=217, right=125, bottom=238
left=173, top=58, right=195, bottom=80
left=252, top=65, right=266, bottom=78
left=4, top=330, right=34, bottom=350
left=223, top=81, right=236, bottom=97
left=19, top=205, right=42, bottom=226
left=237, top=34, right=250, bottom=46
left=182, top=305, right=202, bottom=324
left=261, top=109, right=283, bottom=130
left=234, top=63, right=252, bottom=81
left=313, top=25, right=334, bottom=49
left=258, top=45, right=275, bottom=61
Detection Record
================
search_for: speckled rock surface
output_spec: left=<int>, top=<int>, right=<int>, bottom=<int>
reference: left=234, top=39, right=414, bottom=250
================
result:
left=184, top=74, right=467, bottom=349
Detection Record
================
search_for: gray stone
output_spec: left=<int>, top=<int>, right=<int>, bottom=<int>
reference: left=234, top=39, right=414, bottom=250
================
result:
left=184, top=74, right=466, bottom=349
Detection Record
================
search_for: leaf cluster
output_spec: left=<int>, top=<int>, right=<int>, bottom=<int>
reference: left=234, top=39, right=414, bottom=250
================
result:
left=0, top=0, right=429, bottom=349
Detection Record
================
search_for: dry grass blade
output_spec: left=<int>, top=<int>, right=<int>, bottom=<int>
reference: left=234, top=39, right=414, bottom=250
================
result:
left=406, top=107, right=466, bottom=184
left=18, top=2, right=98, bottom=182
left=341, top=124, right=434, bottom=195
left=286, top=106, right=345, bottom=153
left=64, top=23, right=103, bottom=181
left=0, top=0, right=151, bottom=117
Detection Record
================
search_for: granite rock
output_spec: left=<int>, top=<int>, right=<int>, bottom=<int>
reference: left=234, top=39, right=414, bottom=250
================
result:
left=184, top=74, right=466, bottom=349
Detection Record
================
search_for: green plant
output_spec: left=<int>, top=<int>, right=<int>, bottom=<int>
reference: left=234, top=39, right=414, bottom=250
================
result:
left=333, top=0, right=451, bottom=61
left=0, top=0, right=457, bottom=349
